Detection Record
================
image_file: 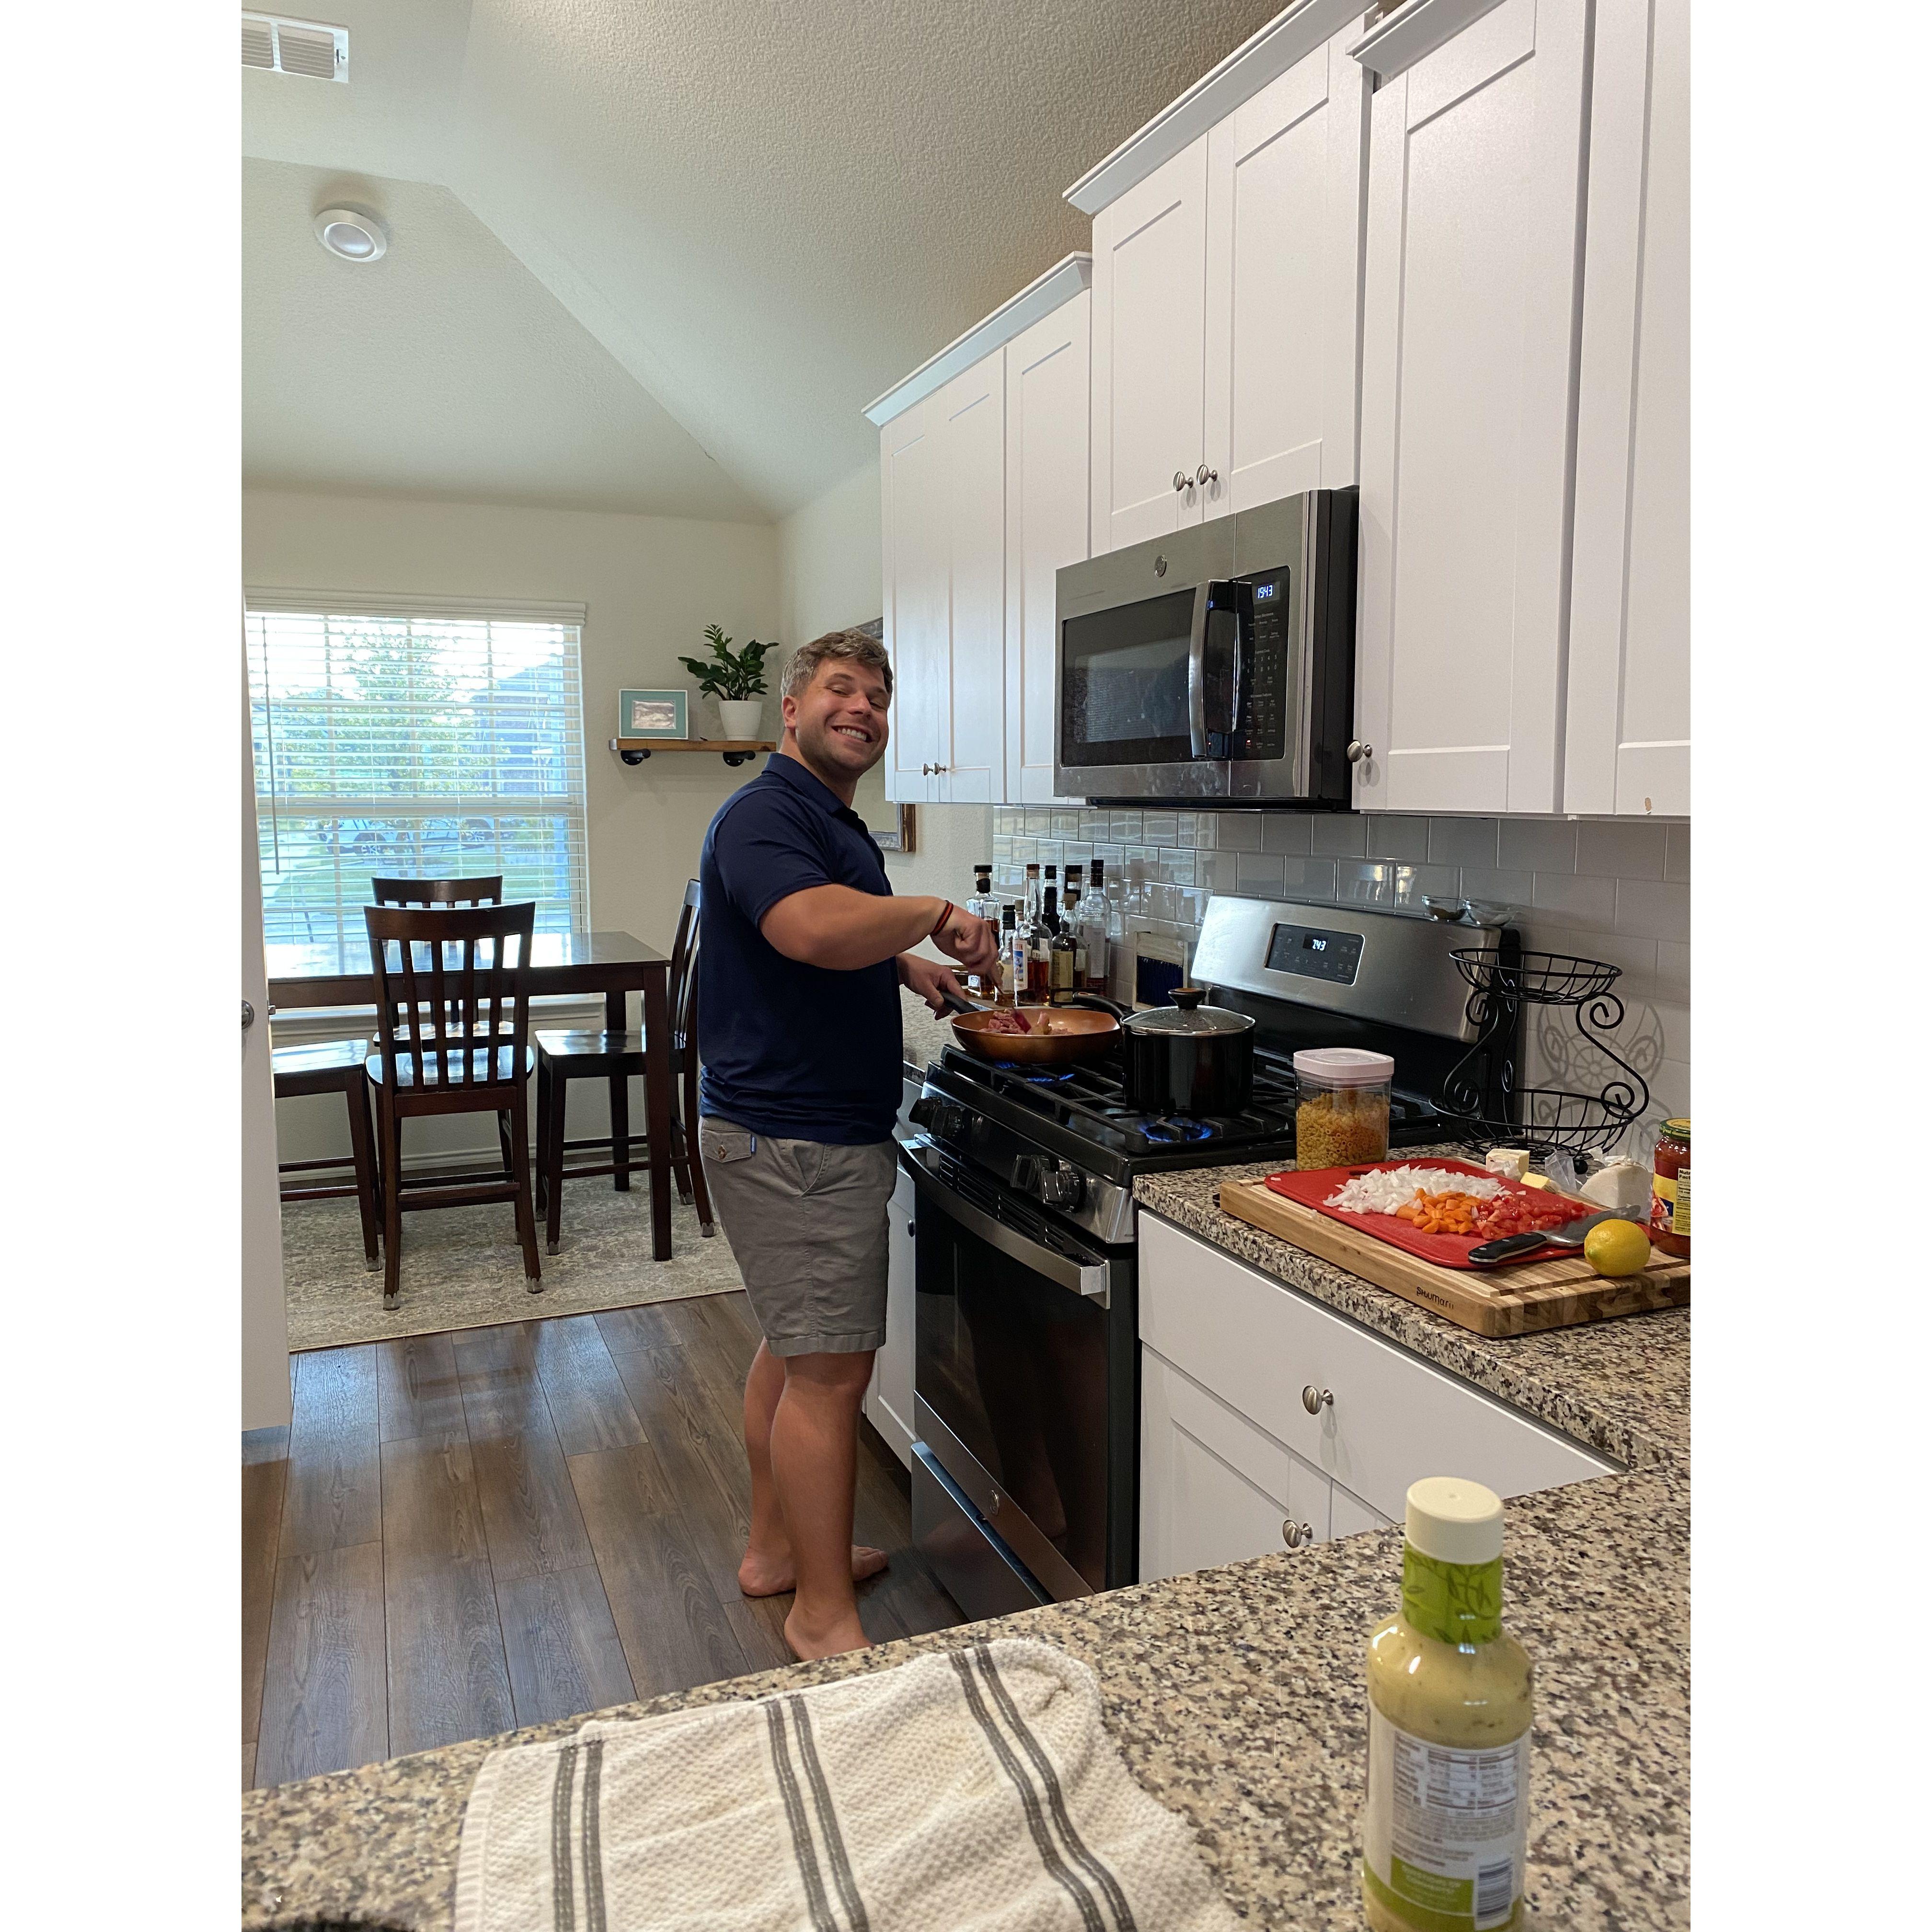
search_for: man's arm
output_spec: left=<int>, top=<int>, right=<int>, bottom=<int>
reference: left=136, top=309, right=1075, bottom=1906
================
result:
left=761, top=885, right=999, bottom=976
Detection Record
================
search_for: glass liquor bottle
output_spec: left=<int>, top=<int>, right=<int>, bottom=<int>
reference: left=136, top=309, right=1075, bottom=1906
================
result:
left=1082, top=860, right=1111, bottom=992
left=1028, top=886, right=1057, bottom=1002
left=1000, top=903, right=1022, bottom=1005
left=965, top=864, right=998, bottom=997
left=1052, top=883, right=1086, bottom=1003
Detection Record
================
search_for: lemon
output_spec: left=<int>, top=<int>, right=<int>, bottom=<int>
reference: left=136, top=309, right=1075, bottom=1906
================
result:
left=1583, top=1218, right=1651, bottom=1277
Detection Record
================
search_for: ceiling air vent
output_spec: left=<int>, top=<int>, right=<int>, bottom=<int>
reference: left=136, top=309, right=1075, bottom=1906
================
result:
left=242, top=13, right=348, bottom=82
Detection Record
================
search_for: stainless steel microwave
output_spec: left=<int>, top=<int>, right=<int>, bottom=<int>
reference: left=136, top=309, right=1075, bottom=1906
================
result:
left=1053, top=488, right=1357, bottom=805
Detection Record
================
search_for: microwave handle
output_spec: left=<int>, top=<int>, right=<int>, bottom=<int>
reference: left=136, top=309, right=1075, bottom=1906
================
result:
left=1188, top=581, right=1248, bottom=759
left=1186, top=582, right=1213, bottom=759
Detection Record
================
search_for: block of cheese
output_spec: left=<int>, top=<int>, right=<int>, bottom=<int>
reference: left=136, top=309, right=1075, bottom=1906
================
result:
left=1484, top=1148, right=1532, bottom=1180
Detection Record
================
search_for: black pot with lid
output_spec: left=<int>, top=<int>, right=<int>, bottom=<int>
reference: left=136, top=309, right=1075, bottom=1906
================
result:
left=1120, top=986, right=1255, bottom=1116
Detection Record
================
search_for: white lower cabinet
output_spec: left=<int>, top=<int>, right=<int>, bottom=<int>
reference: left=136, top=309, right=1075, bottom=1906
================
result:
left=864, top=1164, right=917, bottom=1469
left=1137, top=1214, right=1611, bottom=1582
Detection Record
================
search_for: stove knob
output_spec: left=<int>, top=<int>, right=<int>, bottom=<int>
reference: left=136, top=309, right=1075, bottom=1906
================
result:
left=908, top=1096, right=966, bottom=1141
left=1016, top=1154, right=1084, bottom=1210
left=1038, top=1164, right=1085, bottom=1210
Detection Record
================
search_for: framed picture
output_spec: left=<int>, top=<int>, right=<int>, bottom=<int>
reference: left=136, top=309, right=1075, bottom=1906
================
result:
left=618, top=689, right=688, bottom=739
left=873, top=804, right=916, bottom=853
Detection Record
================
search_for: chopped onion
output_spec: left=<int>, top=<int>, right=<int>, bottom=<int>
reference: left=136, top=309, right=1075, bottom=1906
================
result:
left=1325, top=1165, right=1504, bottom=1215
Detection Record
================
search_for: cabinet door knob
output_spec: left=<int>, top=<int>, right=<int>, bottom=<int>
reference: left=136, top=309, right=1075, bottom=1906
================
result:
left=1195, top=464, right=1218, bottom=487
left=1173, top=471, right=1190, bottom=492
left=1346, top=741, right=1373, bottom=765
left=1302, top=1385, right=1333, bottom=1415
left=1281, top=1519, right=1312, bottom=1549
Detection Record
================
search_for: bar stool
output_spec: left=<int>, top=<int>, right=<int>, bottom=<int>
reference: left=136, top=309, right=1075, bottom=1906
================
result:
left=272, top=1039, right=383, bottom=1272
left=535, top=878, right=711, bottom=1254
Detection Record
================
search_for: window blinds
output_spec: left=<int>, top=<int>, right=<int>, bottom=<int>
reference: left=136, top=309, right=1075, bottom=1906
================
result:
left=246, top=598, right=590, bottom=964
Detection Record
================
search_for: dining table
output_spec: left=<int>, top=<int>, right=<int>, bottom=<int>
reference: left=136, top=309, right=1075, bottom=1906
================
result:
left=265, top=929, right=678, bottom=1262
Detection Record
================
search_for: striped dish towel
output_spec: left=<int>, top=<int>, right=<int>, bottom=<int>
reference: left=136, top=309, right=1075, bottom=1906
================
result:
left=454, top=1637, right=1240, bottom=1932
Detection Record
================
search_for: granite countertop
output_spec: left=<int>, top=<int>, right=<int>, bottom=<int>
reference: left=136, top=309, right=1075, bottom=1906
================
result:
left=1135, top=1161, right=1689, bottom=1476
left=899, top=981, right=955, bottom=1078
left=242, top=1151, right=1689, bottom=1932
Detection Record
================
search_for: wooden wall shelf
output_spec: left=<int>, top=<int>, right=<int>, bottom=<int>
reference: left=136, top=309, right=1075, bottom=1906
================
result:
left=609, top=737, right=775, bottom=769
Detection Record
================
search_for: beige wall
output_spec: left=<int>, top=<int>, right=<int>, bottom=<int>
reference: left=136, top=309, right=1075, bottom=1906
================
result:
left=775, top=456, right=992, bottom=920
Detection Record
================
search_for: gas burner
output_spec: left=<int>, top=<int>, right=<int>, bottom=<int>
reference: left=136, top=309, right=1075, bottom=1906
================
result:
left=1139, top=1116, right=1216, bottom=1144
left=1014, top=1067, right=1078, bottom=1086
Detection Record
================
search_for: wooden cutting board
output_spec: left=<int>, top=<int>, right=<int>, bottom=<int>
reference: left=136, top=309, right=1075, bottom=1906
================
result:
left=1218, top=1176, right=1690, bottom=1337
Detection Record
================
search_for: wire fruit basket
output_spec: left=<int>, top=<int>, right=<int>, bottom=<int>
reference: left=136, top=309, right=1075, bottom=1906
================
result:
left=1440, top=948, right=1650, bottom=1157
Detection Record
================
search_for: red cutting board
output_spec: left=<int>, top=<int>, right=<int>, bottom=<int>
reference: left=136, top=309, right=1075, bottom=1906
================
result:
left=1264, top=1160, right=1585, bottom=1271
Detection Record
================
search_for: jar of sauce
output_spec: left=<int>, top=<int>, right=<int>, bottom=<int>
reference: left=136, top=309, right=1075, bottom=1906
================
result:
left=1650, top=1119, right=1689, bottom=1257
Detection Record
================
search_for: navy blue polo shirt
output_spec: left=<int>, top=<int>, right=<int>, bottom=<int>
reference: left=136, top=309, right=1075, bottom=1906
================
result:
left=697, top=752, right=902, bottom=1144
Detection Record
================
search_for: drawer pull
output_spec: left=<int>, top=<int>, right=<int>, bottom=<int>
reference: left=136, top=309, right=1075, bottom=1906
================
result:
left=1281, top=1519, right=1313, bottom=1549
left=1302, top=1385, right=1333, bottom=1416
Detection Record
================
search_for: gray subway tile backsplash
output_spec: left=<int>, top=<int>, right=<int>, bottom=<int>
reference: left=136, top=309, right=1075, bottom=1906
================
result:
left=1262, top=814, right=1314, bottom=856
left=1530, top=870, right=1619, bottom=931
left=1426, top=816, right=1500, bottom=867
left=1234, top=851, right=1287, bottom=893
left=1614, top=877, right=1690, bottom=943
left=1498, top=817, right=1577, bottom=872
left=1311, top=815, right=1369, bottom=858
left=1575, top=819, right=1667, bottom=879
left=977, top=805, right=1686, bottom=1109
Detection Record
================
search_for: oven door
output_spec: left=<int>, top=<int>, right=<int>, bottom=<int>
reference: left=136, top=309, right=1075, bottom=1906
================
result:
left=903, top=1141, right=1133, bottom=1604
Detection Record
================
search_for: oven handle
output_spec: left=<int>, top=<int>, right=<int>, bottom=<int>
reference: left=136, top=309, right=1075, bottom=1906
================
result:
left=901, top=1145, right=1111, bottom=1305
left=1186, top=581, right=1212, bottom=759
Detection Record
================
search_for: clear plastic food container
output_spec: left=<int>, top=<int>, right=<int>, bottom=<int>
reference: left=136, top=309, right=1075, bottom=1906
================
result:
left=1293, top=1047, right=1394, bottom=1171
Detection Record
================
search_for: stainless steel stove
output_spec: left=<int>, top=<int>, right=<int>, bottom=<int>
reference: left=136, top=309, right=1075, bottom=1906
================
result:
left=901, top=896, right=1518, bottom=1624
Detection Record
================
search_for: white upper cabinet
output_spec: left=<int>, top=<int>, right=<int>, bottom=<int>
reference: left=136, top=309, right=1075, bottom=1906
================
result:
left=870, top=257, right=1092, bottom=805
left=938, top=356, right=1007, bottom=805
left=1004, top=291, right=1092, bottom=805
left=1202, top=22, right=1370, bottom=511
left=1565, top=0, right=1689, bottom=817
left=1351, top=0, right=1593, bottom=816
left=1090, top=138, right=1212, bottom=550
left=1076, top=0, right=1371, bottom=555
left=880, top=396, right=947, bottom=803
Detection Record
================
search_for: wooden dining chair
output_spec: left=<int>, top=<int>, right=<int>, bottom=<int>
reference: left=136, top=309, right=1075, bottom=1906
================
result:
left=370, top=875, right=504, bottom=907
left=533, top=878, right=712, bottom=1254
left=271, top=1038, right=383, bottom=1273
left=365, top=900, right=541, bottom=1307
left=371, top=875, right=519, bottom=1171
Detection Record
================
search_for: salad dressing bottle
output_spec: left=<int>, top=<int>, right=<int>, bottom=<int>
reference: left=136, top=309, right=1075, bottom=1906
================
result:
left=1363, top=1478, right=1533, bottom=1932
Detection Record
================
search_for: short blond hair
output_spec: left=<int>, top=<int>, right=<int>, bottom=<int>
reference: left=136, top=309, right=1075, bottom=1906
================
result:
left=783, top=629, right=893, bottom=702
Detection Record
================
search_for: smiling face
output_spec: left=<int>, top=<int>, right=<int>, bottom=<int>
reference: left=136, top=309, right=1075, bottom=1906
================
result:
left=783, top=655, right=891, bottom=797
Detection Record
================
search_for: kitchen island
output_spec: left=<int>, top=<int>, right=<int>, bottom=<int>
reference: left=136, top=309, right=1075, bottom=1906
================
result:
left=243, top=1162, right=1688, bottom=1931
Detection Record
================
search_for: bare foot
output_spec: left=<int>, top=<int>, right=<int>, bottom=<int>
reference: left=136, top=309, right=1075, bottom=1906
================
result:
left=783, top=1603, right=873, bottom=1661
left=738, top=1545, right=889, bottom=1598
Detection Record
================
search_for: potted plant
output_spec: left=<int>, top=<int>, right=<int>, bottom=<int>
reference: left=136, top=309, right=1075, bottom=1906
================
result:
left=680, top=624, right=776, bottom=741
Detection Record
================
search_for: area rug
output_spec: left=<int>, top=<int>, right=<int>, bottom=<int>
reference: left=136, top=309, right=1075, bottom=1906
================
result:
left=281, top=1182, right=745, bottom=1352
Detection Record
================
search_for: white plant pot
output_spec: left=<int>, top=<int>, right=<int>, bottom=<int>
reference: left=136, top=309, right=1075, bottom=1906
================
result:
left=717, top=699, right=765, bottom=741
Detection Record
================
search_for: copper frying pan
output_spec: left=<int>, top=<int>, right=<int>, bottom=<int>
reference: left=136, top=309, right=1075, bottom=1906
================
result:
left=939, top=991, right=1122, bottom=1066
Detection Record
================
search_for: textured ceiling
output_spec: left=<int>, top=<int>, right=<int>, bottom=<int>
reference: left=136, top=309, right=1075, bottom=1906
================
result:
left=242, top=158, right=762, bottom=518
left=243, top=0, right=1292, bottom=518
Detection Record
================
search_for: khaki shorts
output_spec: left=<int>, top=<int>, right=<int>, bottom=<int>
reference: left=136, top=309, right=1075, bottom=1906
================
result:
left=699, top=1120, right=897, bottom=1357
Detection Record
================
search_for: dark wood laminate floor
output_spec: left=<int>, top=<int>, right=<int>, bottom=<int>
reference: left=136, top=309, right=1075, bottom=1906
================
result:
left=243, top=1291, right=964, bottom=1790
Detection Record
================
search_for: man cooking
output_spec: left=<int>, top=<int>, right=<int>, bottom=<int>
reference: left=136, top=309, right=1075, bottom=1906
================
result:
left=696, top=629, right=999, bottom=1660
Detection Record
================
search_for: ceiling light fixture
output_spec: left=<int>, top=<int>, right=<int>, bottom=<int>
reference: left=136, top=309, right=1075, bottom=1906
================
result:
left=314, top=206, right=388, bottom=262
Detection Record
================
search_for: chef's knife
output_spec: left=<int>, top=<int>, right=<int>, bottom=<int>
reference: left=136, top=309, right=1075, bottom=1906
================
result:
left=1466, top=1210, right=1621, bottom=1267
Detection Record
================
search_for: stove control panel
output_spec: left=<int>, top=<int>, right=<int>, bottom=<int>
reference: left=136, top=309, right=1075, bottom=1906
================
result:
left=1265, top=921, right=1364, bottom=986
